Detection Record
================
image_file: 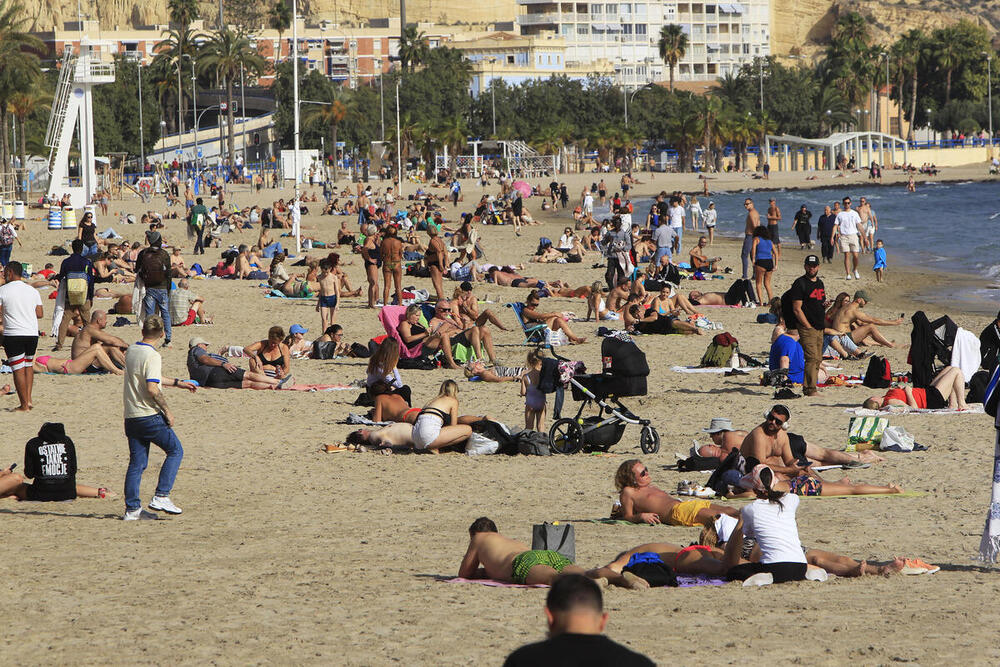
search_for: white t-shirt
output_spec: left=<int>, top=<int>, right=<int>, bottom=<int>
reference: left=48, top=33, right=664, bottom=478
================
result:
left=0, top=280, right=42, bottom=336
left=835, top=209, right=861, bottom=236
left=740, top=494, right=807, bottom=564
left=653, top=224, right=676, bottom=249
left=123, top=341, right=163, bottom=419
left=669, top=205, right=685, bottom=229
left=558, top=234, right=575, bottom=250
left=703, top=209, right=717, bottom=227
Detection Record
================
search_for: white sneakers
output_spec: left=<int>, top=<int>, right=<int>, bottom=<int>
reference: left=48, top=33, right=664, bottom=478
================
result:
left=845, top=274, right=852, bottom=281
left=123, top=508, right=160, bottom=521
left=854, top=270, right=861, bottom=279
left=149, top=495, right=183, bottom=514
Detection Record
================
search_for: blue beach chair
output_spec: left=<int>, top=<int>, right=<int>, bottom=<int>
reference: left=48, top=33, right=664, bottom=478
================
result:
left=506, top=302, right=549, bottom=345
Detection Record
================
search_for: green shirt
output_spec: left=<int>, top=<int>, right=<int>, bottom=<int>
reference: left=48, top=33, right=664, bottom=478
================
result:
left=189, top=204, right=209, bottom=229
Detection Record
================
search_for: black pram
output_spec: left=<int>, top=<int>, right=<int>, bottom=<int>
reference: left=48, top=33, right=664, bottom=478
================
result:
left=547, top=335, right=660, bottom=454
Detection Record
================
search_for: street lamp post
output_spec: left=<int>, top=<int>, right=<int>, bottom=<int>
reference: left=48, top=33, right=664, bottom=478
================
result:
left=984, top=52, right=993, bottom=149
left=395, top=78, right=402, bottom=197
left=292, top=0, right=301, bottom=253
left=137, top=60, right=145, bottom=172
left=191, top=59, right=197, bottom=171
left=375, top=58, right=385, bottom=142
left=880, top=51, right=889, bottom=134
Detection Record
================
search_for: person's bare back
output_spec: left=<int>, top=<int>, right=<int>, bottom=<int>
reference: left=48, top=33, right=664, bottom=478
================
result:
left=460, top=532, right=531, bottom=580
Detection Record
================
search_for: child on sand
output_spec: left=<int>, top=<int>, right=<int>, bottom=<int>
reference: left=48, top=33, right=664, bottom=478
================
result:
left=317, top=258, right=340, bottom=332
left=521, top=350, right=546, bottom=431
left=873, top=239, right=887, bottom=283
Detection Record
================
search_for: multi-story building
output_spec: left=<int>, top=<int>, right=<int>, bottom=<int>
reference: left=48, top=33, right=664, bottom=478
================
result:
left=516, top=0, right=770, bottom=87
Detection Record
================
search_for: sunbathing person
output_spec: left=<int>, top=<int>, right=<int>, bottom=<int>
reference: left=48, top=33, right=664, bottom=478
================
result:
left=429, top=299, right=498, bottom=365
left=459, top=517, right=587, bottom=585
left=187, top=338, right=285, bottom=389
left=586, top=282, right=620, bottom=321
left=373, top=389, right=488, bottom=424
left=522, top=290, right=586, bottom=344
left=397, top=304, right=464, bottom=370
left=863, top=366, right=968, bottom=411
left=738, top=406, right=902, bottom=496
left=71, top=310, right=128, bottom=367
left=244, top=326, right=293, bottom=381
left=463, top=360, right=527, bottom=383
left=614, top=459, right=739, bottom=527
left=410, top=380, right=473, bottom=453
left=698, top=416, right=882, bottom=466
left=588, top=542, right=734, bottom=589
left=485, top=266, right=568, bottom=290
left=452, top=282, right=509, bottom=331
left=268, top=253, right=310, bottom=297
left=625, top=303, right=702, bottom=335
left=687, top=289, right=732, bottom=306
left=33, top=344, right=123, bottom=375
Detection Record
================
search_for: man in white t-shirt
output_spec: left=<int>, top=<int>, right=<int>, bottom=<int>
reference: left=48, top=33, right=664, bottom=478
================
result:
left=652, top=224, right=677, bottom=266
left=668, top=199, right=685, bottom=254
left=832, top=196, right=862, bottom=280
left=122, top=315, right=197, bottom=520
left=0, top=261, right=43, bottom=411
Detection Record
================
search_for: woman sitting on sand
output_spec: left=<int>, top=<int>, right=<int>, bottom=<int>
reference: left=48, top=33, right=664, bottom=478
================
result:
left=33, top=344, right=123, bottom=375
left=522, top=290, right=587, bottom=345
left=586, top=282, right=619, bottom=321
left=410, top=380, right=473, bottom=453
left=367, top=338, right=410, bottom=406
left=863, top=366, right=968, bottom=411
left=243, top=326, right=293, bottom=382
left=268, top=253, right=310, bottom=297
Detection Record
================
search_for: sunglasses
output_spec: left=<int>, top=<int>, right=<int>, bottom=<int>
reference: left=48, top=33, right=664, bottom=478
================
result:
left=638, top=468, right=649, bottom=477
left=766, top=414, right=786, bottom=426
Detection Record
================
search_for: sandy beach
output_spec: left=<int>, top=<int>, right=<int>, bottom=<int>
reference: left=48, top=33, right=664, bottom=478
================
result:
left=2, top=164, right=999, bottom=665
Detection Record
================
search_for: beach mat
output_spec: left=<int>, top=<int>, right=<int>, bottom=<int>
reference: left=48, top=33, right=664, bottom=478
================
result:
left=284, top=383, right=355, bottom=392
left=676, top=575, right=727, bottom=587
left=725, top=490, right=927, bottom=501
left=671, top=366, right=756, bottom=374
left=845, top=404, right=984, bottom=416
left=445, top=577, right=548, bottom=589
left=444, top=575, right=726, bottom=589
left=264, top=290, right=312, bottom=300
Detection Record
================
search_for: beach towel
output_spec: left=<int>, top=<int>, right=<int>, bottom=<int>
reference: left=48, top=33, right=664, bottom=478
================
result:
left=264, top=290, right=312, bottom=299
left=445, top=577, right=548, bottom=589
left=283, top=383, right=354, bottom=392
left=675, top=575, right=727, bottom=588
left=978, top=428, right=1000, bottom=563
left=671, top=366, right=755, bottom=374
left=845, top=404, right=984, bottom=417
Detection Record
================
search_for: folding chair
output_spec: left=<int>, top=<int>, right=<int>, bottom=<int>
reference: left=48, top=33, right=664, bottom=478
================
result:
left=506, top=302, right=549, bottom=345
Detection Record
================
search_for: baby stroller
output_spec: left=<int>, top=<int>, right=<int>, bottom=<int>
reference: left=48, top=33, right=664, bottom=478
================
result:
left=548, top=335, right=660, bottom=455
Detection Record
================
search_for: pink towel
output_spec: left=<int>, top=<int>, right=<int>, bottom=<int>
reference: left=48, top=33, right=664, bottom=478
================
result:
left=379, top=305, right=422, bottom=359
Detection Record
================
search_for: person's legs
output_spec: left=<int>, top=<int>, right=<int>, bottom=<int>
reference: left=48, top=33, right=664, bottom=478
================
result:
left=430, top=266, right=444, bottom=301
left=0, top=472, right=27, bottom=497
left=799, top=326, right=823, bottom=396
left=392, top=268, right=402, bottom=305
left=931, top=366, right=966, bottom=408
left=381, top=270, right=392, bottom=306
left=675, top=549, right=729, bottom=576
left=753, top=265, right=765, bottom=304
left=819, top=480, right=902, bottom=495
left=803, top=442, right=883, bottom=465
left=524, top=563, right=586, bottom=585
left=763, top=269, right=773, bottom=302
left=66, top=344, right=122, bottom=374
left=740, top=234, right=753, bottom=279
left=477, top=326, right=497, bottom=364
left=123, top=418, right=152, bottom=511
left=843, top=243, right=852, bottom=276
left=474, top=309, right=508, bottom=330
left=849, top=323, right=894, bottom=347
left=851, top=250, right=860, bottom=274
left=145, top=414, right=184, bottom=499
left=423, top=424, right=473, bottom=452
left=365, top=265, right=378, bottom=308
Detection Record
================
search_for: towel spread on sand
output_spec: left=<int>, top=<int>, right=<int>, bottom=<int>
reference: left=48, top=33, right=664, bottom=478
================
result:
left=344, top=413, right=392, bottom=426
left=671, top=366, right=756, bottom=374
left=845, top=404, right=984, bottom=416
left=264, top=290, right=312, bottom=299
left=444, top=575, right=726, bottom=588
left=445, top=577, right=548, bottom=589
left=283, top=384, right=354, bottom=392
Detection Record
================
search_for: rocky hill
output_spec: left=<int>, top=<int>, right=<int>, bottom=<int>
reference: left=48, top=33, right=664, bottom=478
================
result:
left=13, top=0, right=999, bottom=52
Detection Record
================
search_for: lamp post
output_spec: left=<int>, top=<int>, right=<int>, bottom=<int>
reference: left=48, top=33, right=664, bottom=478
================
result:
left=375, top=58, right=385, bottom=142
left=292, top=0, right=301, bottom=253
left=880, top=51, right=889, bottom=134
left=487, top=57, right=497, bottom=137
left=395, top=78, right=402, bottom=197
left=138, top=60, right=145, bottom=172
left=984, top=51, right=993, bottom=148
left=190, top=59, right=197, bottom=171
left=926, top=108, right=934, bottom=145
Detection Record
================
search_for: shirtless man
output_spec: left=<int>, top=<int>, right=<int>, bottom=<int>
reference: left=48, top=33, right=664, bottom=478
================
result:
left=857, top=197, right=877, bottom=253
left=428, top=298, right=498, bottom=365
left=71, top=310, right=128, bottom=367
left=588, top=542, right=732, bottom=589
left=485, top=267, right=567, bottom=290
left=459, top=517, right=587, bottom=585
left=424, top=226, right=448, bottom=301
left=741, top=198, right=760, bottom=279
left=766, top=198, right=782, bottom=261
left=614, top=459, right=738, bottom=527
left=688, top=236, right=721, bottom=272
left=606, top=278, right=633, bottom=313
left=738, top=405, right=902, bottom=496
left=698, top=416, right=882, bottom=465
left=828, top=290, right=902, bottom=349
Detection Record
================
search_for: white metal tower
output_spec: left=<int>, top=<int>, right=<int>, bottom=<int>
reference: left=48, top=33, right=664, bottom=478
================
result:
left=45, top=40, right=116, bottom=209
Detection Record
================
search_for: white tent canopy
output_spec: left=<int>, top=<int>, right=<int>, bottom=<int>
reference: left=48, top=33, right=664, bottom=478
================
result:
left=765, top=131, right=909, bottom=171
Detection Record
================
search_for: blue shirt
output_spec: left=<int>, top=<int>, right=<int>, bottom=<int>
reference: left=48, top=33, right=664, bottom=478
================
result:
left=755, top=238, right=773, bottom=261
left=769, top=334, right=805, bottom=384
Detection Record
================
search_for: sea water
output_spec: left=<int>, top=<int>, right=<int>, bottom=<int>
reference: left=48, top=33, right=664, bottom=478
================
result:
left=620, top=180, right=1000, bottom=307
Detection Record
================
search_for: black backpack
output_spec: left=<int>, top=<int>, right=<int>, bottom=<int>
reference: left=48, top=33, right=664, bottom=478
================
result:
left=515, top=430, right=551, bottom=456
left=472, top=420, right=517, bottom=455
left=968, top=369, right=990, bottom=404
left=138, top=248, right=168, bottom=286
left=862, top=356, right=891, bottom=388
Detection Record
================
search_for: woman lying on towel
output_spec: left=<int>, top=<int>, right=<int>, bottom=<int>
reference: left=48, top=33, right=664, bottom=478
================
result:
left=862, top=366, right=968, bottom=411
left=33, top=344, right=123, bottom=375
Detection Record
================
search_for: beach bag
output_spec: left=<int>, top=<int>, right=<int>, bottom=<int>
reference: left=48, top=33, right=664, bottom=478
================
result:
left=472, top=419, right=517, bottom=455
left=880, top=425, right=916, bottom=452
left=531, top=522, right=575, bottom=562
left=862, top=356, right=891, bottom=389
left=967, top=369, right=989, bottom=404
left=350, top=342, right=371, bottom=358
left=65, top=271, right=89, bottom=306
left=848, top=416, right=888, bottom=447
left=677, top=453, right=721, bottom=472
left=622, top=552, right=678, bottom=588
left=984, top=362, right=1000, bottom=419
left=138, top=249, right=167, bottom=285
left=516, top=430, right=551, bottom=456
left=465, top=432, right=500, bottom=456
left=545, top=328, right=569, bottom=347
left=700, top=333, right=738, bottom=367
left=312, top=340, right=336, bottom=359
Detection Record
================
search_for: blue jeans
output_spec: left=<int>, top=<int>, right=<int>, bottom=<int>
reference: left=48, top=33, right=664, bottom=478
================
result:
left=0, top=244, right=11, bottom=267
left=82, top=242, right=99, bottom=257
left=653, top=246, right=672, bottom=267
left=143, top=288, right=172, bottom=342
left=124, top=413, right=184, bottom=511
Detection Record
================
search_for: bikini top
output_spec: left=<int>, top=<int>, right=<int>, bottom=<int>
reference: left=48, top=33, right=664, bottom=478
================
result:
left=417, top=406, right=449, bottom=422
left=258, top=347, right=283, bottom=367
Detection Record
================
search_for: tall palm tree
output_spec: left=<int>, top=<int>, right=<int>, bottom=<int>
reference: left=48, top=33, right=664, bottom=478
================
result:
left=152, top=26, right=198, bottom=137
left=889, top=30, right=922, bottom=139
left=197, top=27, right=267, bottom=165
left=657, top=24, right=688, bottom=92
left=0, top=0, right=42, bottom=173
left=7, top=85, right=49, bottom=194
left=385, top=111, right=418, bottom=174
left=167, top=0, right=198, bottom=28
left=304, top=95, right=348, bottom=181
left=934, top=27, right=961, bottom=104
left=398, top=25, right=430, bottom=72
left=268, top=0, right=292, bottom=67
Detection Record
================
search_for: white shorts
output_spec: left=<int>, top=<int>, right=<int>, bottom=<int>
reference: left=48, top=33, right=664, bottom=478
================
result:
left=411, top=414, right=443, bottom=450
left=838, top=234, right=860, bottom=253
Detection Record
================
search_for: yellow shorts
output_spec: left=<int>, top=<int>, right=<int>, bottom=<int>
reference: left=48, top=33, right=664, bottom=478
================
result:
left=666, top=499, right=712, bottom=526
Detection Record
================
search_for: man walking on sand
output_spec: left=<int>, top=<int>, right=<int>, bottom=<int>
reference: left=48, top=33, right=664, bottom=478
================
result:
left=0, top=262, right=43, bottom=411
left=832, top=196, right=862, bottom=280
left=785, top=255, right=826, bottom=396
left=741, top=198, right=760, bottom=279
left=122, top=315, right=197, bottom=520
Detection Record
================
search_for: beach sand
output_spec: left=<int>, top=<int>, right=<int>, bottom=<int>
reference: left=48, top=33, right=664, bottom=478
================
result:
left=2, top=165, right=999, bottom=665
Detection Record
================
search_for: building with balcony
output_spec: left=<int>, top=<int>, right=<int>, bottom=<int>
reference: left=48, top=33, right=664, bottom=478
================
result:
left=515, top=1, right=771, bottom=87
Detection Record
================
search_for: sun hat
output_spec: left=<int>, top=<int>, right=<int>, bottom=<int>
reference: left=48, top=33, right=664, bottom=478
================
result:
left=703, top=417, right=734, bottom=434
left=188, top=337, right=210, bottom=348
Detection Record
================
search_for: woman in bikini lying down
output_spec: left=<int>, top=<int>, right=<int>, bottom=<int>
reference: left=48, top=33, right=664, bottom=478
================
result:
left=33, top=343, right=123, bottom=375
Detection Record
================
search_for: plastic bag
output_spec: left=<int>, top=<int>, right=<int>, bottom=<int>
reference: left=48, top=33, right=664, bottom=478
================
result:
left=880, top=425, right=915, bottom=452
left=465, top=432, right=499, bottom=456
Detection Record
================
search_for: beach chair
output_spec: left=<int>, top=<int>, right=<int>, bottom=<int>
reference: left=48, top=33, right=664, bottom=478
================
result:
left=507, top=302, right=549, bottom=345
left=378, top=305, right=424, bottom=359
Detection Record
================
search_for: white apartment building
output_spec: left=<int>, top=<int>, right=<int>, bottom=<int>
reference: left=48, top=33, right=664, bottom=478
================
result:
left=516, top=1, right=770, bottom=86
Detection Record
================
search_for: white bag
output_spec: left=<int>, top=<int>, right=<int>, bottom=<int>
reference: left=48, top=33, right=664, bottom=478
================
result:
left=879, top=425, right=915, bottom=452
left=545, top=328, right=568, bottom=347
left=465, top=432, right=499, bottom=456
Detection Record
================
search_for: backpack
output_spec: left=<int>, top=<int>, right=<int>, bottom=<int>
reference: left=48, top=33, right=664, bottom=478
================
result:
left=515, top=430, right=551, bottom=456
left=967, top=369, right=990, bottom=404
left=138, top=249, right=167, bottom=286
left=700, top=332, right=738, bottom=367
left=0, top=223, right=13, bottom=246
left=66, top=271, right=89, bottom=306
left=862, top=356, right=891, bottom=389
left=189, top=210, right=204, bottom=230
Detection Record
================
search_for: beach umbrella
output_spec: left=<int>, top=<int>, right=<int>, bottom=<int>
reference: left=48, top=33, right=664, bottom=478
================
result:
left=511, top=180, right=532, bottom=197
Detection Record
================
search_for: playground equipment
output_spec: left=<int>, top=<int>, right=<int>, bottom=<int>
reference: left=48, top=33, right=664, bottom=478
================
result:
left=45, top=41, right=115, bottom=209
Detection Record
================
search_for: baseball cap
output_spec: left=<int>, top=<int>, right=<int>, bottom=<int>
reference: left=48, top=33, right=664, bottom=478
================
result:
left=804, top=254, right=820, bottom=265
left=853, top=290, right=870, bottom=302
left=289, top=324, right=308, bottom=335
left=188, top=336, right=210, bottom=348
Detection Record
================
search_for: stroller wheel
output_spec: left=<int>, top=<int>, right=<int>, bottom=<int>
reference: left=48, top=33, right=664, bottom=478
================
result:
left=549, top=418, right=585, bottom=455
left=640, top=425, right=660, bottom=454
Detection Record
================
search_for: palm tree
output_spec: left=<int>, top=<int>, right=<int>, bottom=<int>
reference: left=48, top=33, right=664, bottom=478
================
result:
left=197, top=27, right=267, bottom=165
left=152, top=26, right=198, bottom=137
left=398, top=25, right=430, bottom=72
left=304, top=96, right=348, bottom=181
left=657, top=24, right=688, bottom=91
left=7, top=85, right=49, bottom=195
left=0, top=0, right=42, bottom=173
left=728, top=112, right=759, bottom=171
left=889, top=30, right=923, bottom=139
left=436, top=116, right=468, bottom=174
left=934, top=27, right=961, bottom=104
left=665, top=104, right=700, bottom=171
left=385, top=111, right=418, bottom=175
left=268, top=0, right=292, bottom=67
left=167, top=0, right=198, bottom=27
left=697, top=95, right=723, bottom=171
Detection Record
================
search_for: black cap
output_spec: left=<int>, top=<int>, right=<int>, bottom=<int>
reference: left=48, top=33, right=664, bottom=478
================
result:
left=804, top=254, right=820, bottom=266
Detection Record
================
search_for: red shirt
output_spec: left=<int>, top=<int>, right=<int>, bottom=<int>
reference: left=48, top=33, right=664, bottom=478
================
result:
left=882, top=387, right=926, bottom=409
